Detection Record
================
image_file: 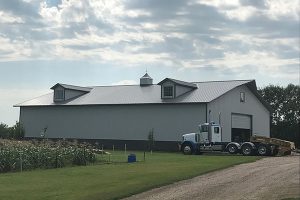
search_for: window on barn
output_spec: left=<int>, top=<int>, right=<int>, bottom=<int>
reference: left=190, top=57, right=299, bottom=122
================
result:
left=163, top=86, right=174, bottom=98
left=54, top=89, right=64, bottom=101
left=240, top=92, right=245, bottom=103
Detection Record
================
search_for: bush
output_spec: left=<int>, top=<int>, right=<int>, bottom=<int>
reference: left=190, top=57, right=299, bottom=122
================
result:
left=0, top=122, right=25, bottom=139
left=0, top=123, right=9, bottom=139
left=9, top=122, right=25, bottom=139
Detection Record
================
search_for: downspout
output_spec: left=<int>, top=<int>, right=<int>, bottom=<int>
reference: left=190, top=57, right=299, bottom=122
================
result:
left=205, top=104, right=208, bottom=123
left=19, top=107, right=22, bottom=138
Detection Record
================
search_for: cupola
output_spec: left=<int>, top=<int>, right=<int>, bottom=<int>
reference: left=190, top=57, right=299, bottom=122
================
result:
left=140, top=73, right=153, bottom=86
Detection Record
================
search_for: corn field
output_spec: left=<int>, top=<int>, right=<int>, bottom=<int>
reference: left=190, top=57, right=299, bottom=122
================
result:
left=0, top=139, right=96, bottom=173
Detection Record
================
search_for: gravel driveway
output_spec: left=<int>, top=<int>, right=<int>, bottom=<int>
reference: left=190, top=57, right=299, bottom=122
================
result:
left=124, top=156, right=300, bottom=200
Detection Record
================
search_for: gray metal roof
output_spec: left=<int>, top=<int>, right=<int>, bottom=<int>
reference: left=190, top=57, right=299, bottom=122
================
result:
left=50, top=83, right=92, bottom=92
left=15, top=80, right=258, bottom=107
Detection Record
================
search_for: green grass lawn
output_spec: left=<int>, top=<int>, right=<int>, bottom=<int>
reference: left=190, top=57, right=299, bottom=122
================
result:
left=0, top=151, right=260, bottom=200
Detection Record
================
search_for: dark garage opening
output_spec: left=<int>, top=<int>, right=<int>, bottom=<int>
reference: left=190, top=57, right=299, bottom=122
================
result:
left=232, top=128, right=251, bottom=143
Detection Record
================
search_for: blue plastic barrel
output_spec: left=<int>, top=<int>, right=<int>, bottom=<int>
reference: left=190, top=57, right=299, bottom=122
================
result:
left=128, top=154, right=136, bottom=163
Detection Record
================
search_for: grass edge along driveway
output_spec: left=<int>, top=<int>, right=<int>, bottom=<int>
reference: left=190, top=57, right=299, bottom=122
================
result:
left=0, top=152, right=260, bottom=200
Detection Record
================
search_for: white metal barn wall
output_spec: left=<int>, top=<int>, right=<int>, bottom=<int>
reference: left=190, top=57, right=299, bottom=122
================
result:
left=20, top=104, right=207, bottom=142
left=207, top=85, right=270, bottom=142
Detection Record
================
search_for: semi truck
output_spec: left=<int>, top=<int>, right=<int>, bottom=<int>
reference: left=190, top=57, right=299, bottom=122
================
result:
left=180, top=122, right=295, bottom=156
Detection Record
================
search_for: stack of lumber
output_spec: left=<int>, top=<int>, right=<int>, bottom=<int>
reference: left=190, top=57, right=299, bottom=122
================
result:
left=251, top=135, right=295, bottom=155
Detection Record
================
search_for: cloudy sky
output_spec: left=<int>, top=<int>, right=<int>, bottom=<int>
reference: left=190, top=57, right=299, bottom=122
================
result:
left=0, top=0, right=299, bottom=126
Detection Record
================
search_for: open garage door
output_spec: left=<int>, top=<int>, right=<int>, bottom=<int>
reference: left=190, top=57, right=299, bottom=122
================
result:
left=231, top=114, right=252, bottom=142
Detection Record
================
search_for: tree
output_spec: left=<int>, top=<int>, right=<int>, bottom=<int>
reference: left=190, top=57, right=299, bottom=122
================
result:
left=9, top=121, right=25, bottom=139
left=283, top=84, right=300, bottom=125
left=0, top=121, right=25, bottom=139
left=258, top=84, right=300, bottom=147
left=0, top=123, right=9, bottom=138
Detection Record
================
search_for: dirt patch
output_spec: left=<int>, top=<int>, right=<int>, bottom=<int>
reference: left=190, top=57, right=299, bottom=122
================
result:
left=123, top=156, right=300, bottom=200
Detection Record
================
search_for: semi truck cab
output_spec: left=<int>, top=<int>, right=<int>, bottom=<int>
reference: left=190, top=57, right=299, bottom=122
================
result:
left=181, top=122, right=224, bottom=154
left=198, top=122, right=221, bottom=143
left=182, top=122, right=221, bottom=144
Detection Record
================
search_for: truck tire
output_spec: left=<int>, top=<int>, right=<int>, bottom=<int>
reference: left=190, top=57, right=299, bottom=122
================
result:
left=241, top=144, right=253, bottom=156
left=182, top=144, right=193, bottom=155
left=227, top=144, right=238, bottom=154
left=271, top=147, right=279, bottom=156
left=257, top=144, right=270, bottom=156
left=284, top=150, right=291, bottom=156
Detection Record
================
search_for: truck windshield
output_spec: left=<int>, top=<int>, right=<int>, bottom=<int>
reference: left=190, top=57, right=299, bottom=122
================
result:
left=200, top=125, right=208, bottom=133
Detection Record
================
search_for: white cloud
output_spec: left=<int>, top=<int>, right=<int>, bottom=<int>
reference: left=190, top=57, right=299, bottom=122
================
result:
left=0, top=11, right=24, bottom=23
left=181, top=50, right=299, bottom=80
left=39, top=3, right=60, bottom=23
left=223, top=6, right=257, bottom=21
left=197, top=0, right=240, bottom=8
left=0, top=0, right=298, bottom=79
left=266, top=0, right=299, bottom=20
left=0, top=37, right=32, bottom=61
left=98, top=49, right=171, bottom=66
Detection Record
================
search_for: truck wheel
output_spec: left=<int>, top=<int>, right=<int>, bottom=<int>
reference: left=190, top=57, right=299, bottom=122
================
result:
left=257, top=144, right=269, bottom=156
left=182, top=144, right=193, bottom=155
left=241, top=144, right=253, bottom=156
left=227, top=144, right=238, bottom=154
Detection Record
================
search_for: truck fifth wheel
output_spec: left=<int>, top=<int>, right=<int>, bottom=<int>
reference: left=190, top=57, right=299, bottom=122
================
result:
left=180, top=122, right=295, bottom=156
